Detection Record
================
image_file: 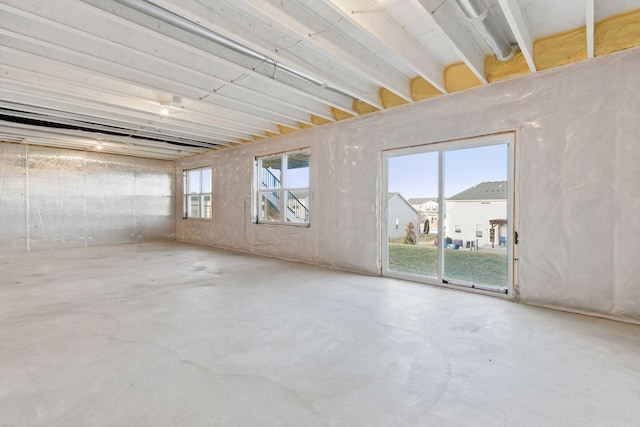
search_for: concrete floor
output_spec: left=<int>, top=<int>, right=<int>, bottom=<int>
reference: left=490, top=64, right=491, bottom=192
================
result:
left=1, top=242, right=639, bottom=426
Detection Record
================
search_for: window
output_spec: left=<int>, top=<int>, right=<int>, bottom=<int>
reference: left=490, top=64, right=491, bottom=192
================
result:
left=183, top=167, right=212, bottom=219
left=476, top=224, right=483, bottom=237
left=455, top=224, right=461, bottom=233
left=256, top=149, right=309, bottom=225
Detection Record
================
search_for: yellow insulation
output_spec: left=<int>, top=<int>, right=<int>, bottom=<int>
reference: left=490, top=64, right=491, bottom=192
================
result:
left=595, top=9, right=640, bottom=56
left=485, top=50, right=530, bottom=82
left=353, top=100, right=379, bottom=115
left=252, top=8, right=640, bottom=146
left=379, top=88, right=409, bottom=109
left=331, top=107, right=355, bottom=121
left=444, top=63, right=482, bottom=93
left=311, top=115, right=333, bottom=126
left=410, top=77, right=442, bottom=101
left=534, top=27, right=587, bottom=70
left=278, top=125, right=298, bottom=134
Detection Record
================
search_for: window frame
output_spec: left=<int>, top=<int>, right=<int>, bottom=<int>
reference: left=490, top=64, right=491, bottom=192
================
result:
left=255, top=148, right=310, bottom=226
left=183, top=166, right=212, bottom=220
left=381, top=132, right=515, bottom=298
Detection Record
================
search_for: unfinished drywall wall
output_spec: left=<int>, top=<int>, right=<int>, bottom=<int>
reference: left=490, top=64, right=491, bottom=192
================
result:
left=176, top=47, right=640, bottom=322
left=0, top=144, right=175, bottom=251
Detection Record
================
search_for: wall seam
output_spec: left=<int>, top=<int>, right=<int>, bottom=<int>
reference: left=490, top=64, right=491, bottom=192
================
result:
left=84, top=153, right=88, bottom=247
left=133, top=163, right=137, bottom=243
left=25, top=144, right=30, bottom=252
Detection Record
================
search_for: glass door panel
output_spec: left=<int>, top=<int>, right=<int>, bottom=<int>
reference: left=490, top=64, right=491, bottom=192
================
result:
left=386, top=151, right=439, bottom=278
left=443, top=144, right=509, bottom=290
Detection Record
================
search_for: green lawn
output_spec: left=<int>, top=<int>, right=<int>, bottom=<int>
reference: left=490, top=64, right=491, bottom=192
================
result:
left=388, top=243, right=507, bottom=287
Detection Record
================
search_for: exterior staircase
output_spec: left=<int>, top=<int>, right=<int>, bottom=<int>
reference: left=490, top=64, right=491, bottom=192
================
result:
left=261, top=168, right=309, bottom=222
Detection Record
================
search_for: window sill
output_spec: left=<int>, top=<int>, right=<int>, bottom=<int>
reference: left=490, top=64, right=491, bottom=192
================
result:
left=254, top=222, right=310, bottom=228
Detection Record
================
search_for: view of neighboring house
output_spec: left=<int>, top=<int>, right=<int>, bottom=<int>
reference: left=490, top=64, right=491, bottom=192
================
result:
left=408, top=197, right=438, bottom=233
left=388, top=193, right=420, bottom=240
left=444, top=181, right=508, bottom=246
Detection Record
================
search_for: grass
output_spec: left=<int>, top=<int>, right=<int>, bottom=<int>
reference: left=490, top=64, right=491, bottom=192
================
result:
left=388, top=243, right=507, bottom=287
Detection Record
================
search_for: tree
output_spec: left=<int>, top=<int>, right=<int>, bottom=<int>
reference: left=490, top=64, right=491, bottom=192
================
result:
left=404, top=222, right=417, bottom=245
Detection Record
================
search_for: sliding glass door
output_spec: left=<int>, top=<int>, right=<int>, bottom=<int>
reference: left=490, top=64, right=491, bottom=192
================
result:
left=383, top=134, right=514, bottom=295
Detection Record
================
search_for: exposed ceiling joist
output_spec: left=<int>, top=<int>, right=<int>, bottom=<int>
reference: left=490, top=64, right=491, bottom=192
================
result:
left=0, top=0, right=637, bottom=159
left=1, top=109, right=226, bottom=150
left=412, top=0, right=488, bottom=84
left=0, top=93, right=238, bottom=147
left=0, top=2, right=327, bottom=128
left=586, top=0, right=595, bottom=58
left=0, top=62, right=271, bottom=139
left=145, top=0, right=383, bottom=110
left=90, top=0, right=357, bottom=116
left=0, top=122, right=206, bottom=160
left=497, top=0, right=537, bottom=72
left=241, top=0, right=414, bottom=102
left=322, top=0, right=447, bottom=94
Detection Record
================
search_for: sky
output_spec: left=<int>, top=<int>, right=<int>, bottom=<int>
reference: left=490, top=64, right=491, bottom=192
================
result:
left=388, top=144, right=508, bottom=199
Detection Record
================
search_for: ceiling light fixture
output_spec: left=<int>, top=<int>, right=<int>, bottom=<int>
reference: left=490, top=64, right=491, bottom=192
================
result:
left=455, top=0, right=515, bottom=61
left=159, top=95, right=183, bottom=115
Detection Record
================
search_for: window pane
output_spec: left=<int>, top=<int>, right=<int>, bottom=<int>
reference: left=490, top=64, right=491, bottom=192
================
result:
left=201, top=168, right=212, bottom=193
left=260, top=157, right=282, bottom=189
left=259, top=192, right=280, bottom=221
left=443, top=144, right=508, bottom=288
left=189, top=195, right=200, bottom=218
left=201, top=194, right=212, bottom=219
left=286, top=153, right=309, bottom=188
left=285, top=190, right=309, bottom=223
left=386, top=151, right=439, bottom=278
left=183, top=171, right=187, bottom=194
left=188, top=170, right=201, bottom=193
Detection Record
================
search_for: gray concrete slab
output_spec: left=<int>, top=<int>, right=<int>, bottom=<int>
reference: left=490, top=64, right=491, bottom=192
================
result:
left=1, top=242, right=639, bottom=426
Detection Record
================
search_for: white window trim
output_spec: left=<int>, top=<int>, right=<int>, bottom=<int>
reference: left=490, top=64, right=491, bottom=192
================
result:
left=254, top=148, right=310, bottom=227
left=183, top=166, right=212, bottom=220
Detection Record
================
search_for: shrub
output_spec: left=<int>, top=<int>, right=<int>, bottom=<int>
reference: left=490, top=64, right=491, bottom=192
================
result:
left=404, top=222, right=417, bottom=245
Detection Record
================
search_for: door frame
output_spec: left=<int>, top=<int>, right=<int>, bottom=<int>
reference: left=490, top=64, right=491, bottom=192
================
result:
left=381, top=132, right=516, bottom=299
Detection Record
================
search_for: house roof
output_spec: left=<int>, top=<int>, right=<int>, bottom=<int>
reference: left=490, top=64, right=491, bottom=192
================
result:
left=448, top=181, right=507, bottom=201
left=407, top=197, right=437, bottom=205
left=388, top=193, right=420, bottom=215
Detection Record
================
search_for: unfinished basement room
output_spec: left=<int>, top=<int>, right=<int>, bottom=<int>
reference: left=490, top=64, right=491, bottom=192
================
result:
left=1, top=0, right=640, bottom=425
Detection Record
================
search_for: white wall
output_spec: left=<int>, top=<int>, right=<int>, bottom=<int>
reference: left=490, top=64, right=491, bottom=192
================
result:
left=0, top=143, right=175, bottom=251
left=445, top=200, right=507, bottom=244
left=176, top=48, right=640, bottom=323
left=388, top=195, right=420, bottom=240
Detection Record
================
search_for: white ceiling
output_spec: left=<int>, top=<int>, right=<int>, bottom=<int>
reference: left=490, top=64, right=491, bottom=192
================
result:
left=1, top=0, right=638, bottom=160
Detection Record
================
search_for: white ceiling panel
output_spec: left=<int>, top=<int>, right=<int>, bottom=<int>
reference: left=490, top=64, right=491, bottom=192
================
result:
left=520, top=0, right=586, bottom=39
left=596, top=0, right=640, bottom=20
